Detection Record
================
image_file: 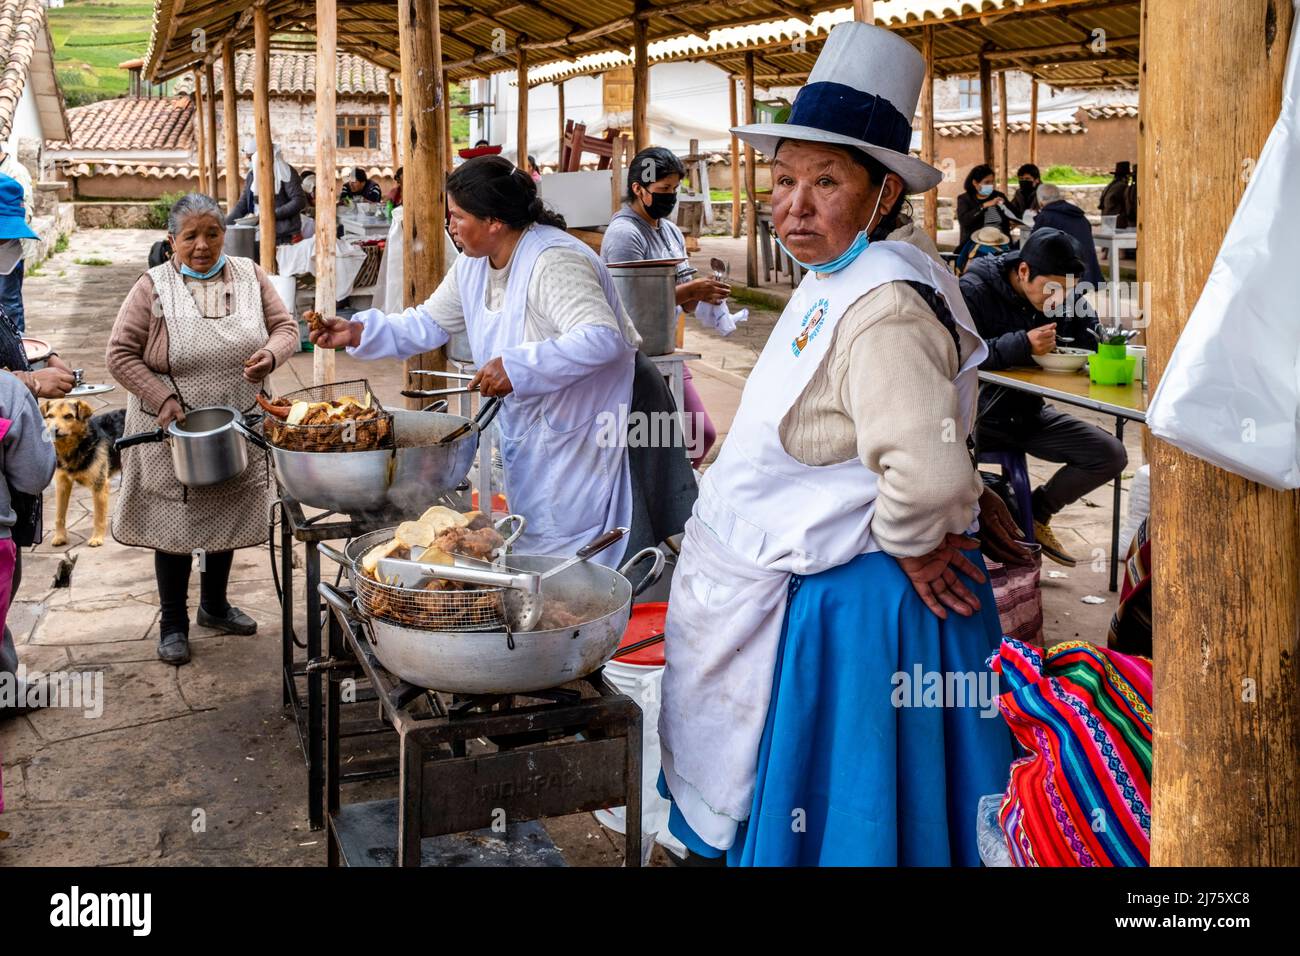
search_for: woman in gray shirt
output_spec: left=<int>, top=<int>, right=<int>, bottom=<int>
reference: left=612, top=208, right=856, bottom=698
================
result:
left=600, top=147, right=728, bottom=466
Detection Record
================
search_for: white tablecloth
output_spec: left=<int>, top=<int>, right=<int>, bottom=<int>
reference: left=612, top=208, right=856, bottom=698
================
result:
left=275, top=235, right=368, bottom=299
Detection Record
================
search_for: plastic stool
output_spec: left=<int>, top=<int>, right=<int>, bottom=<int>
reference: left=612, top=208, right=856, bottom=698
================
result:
left=979, top=449, right=1036, bottom=544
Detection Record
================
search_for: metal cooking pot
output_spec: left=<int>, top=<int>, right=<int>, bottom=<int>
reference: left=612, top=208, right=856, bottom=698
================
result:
left=318, top=547, right=665, bottom=694
left=225, top=223, right=256, bottom=260
left=607, top=261, right=679, bottom=356
left=116, top=405, right=251, bottom=487
left=243, top=402, right=499, bottom=516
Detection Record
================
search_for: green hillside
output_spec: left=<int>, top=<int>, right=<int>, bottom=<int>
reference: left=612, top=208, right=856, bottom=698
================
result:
left=48, top=1, right=158, bottom=107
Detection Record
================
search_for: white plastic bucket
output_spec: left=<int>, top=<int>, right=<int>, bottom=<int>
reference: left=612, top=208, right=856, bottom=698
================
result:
left=593, top=657, right=686, bottom=863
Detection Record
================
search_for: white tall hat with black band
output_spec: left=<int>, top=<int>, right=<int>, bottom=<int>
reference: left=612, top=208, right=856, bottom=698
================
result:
left=732, top=21, right=942, bottom=194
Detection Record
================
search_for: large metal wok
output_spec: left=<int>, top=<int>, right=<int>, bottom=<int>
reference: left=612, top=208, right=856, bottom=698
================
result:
left=241, top=400, right=499, bottom=515
left=317, top=546, right=665, bottom=694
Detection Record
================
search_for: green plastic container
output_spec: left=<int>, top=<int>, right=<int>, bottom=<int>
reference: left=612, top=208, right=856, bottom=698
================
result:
left=1088, top=353, right=1137, bottom=386
left=1097, top=342, right=1129, bottom=361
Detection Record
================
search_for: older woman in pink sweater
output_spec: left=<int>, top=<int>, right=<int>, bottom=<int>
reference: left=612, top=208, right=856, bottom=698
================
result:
left=106, top=193, right=298, bottom=666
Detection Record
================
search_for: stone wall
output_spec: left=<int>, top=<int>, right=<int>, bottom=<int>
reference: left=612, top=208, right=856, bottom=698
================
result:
left=73, top=202, right=158, bottom=229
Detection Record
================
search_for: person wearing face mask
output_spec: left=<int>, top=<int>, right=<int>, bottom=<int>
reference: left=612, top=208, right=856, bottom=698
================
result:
left=955, top=163, right=1012, bottom=266
left=600, top=146, right=728, bottom=467
left=657, top=22, right=1018, bottom=867
left=1007, top=163, right=1041, bottom=220
left=960, top=228, right=1124, bottom=567
left=107, top=193, right=299, bottom=665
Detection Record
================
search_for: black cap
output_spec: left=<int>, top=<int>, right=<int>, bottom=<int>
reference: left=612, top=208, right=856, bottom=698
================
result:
left=1015, top=227, right=1086, bottom=277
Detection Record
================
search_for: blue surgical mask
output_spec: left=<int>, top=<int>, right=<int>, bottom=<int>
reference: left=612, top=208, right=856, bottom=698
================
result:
left=773, top=186, right=884, bottom=275
left=180, top=254, right=227, bottom=280
left=978, top=184, right=994, bottom=197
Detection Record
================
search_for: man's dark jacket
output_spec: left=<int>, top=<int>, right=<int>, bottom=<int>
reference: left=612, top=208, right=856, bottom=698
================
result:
left=960, top=252, right=1100, bottom=432
left=1031, top=200, right=1104, bottom=287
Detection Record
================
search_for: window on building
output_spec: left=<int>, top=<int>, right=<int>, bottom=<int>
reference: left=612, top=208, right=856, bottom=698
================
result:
left=958, top=77, right=980, bottom=110
left=336, top=115, right=380, bottom=149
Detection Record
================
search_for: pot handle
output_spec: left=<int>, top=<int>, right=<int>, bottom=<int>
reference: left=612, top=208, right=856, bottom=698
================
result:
left=317, top=541, right=350, bottom=569
left=317, top=581, right=359, bottom=622
left=234, top=417, right=270, bottom=451
left=495, top=513, right=526, bottom=551
left=115, top=428, right=166, bottom=451
left=474, top=395, right=502, bottom=431
left=421, top=399, right=449, bottom=414
left=619, top=546, right=666, bottom=598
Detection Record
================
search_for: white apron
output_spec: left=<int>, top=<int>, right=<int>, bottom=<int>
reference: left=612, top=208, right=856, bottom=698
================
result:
left=456, top=225, right=635, bottom=566
left=659, top=241, right=988, bottom=849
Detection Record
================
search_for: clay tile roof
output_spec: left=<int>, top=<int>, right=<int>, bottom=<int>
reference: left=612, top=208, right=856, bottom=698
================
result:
left=174, top=51, right=390, bottom=97
left=47, top=94, right=195, bottom=152
left=0, top=0, right=62, bottom=142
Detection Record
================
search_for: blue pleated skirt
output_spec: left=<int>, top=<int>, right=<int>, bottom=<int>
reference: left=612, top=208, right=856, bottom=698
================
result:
left=662, top=548, right=1013, bottom=866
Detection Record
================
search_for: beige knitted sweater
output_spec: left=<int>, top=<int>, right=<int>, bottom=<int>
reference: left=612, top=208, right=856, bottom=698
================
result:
left=777, top=223, right=983, bottom=558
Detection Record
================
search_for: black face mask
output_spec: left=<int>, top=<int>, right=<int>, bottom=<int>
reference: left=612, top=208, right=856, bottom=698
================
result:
left=642, top=190, right=677, bottom=220
left=1019, top=179, right=1037, bottom=193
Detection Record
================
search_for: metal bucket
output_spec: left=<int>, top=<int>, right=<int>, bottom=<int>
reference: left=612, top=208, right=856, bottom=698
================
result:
left=608, top=262, right=677, bottom=356
left=226, top=223, right=256, bottom=260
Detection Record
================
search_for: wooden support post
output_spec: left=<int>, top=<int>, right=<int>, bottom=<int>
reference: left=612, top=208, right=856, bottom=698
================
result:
left=444, top=81, right=454, bottom=172
left=1145, top=0, right=1299, bottom=867
left=516, top=46, right=528, bottom=170
left=314, top=0, right=338, bottom=385
left=979, top=53, right=994, bottom=169
left=998, top=70, right=1009, bottom=193
left=192, top=68, right=209, bottom=195
left=852, top=0, right=874, bottom=21
left=1028, top=77, right=1039, bottom=166
left=556, top=81, right=565, bottom=165
left=222, top=43, right=240, bottom=211
left=921, top=25, right=937, bottom=243
left=388, top=75, right=400, bottom=173
left=399, top=0, right=448, bottom=407
left=204, top=60, right=219, bottom=195
left=729, top=74, right=740, bottom=238
left=610, top=132, right=625, bottom=214
left=743, top=51, right=757, bottom=288
left=253, top=2, right=276, bottom=273
left=632, top=2, right=650, bottom=153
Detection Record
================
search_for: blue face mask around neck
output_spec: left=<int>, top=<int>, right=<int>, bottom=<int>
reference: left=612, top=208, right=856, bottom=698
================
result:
left=180, top=254, right=227, bottom=280
left=772, top=185, right=885, bottom=275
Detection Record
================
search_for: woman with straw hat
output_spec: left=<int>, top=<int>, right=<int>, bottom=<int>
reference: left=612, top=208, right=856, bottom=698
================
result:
left=658, top=21, right=1015, bottom=866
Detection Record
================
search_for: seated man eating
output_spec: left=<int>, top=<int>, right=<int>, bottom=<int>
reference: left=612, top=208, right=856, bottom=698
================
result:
left=960, top=227, right=1127, bottom=567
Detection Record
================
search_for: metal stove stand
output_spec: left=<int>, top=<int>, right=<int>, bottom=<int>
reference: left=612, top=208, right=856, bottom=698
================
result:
left=321, top=588, right=643, bottom=867
left=277, top=494, right=402, bottom=829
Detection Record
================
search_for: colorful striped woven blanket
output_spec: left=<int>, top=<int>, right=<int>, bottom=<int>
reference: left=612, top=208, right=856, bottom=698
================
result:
left=991, top=638, right=1153, bottom=866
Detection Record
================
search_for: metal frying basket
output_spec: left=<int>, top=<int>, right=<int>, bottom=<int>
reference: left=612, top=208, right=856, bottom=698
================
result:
left=339, top=528, right=511, bottom=632
left=262, top=378, right=394, bottom=452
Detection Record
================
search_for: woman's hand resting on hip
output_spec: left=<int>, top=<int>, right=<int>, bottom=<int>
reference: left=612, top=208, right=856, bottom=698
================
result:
left=896, top=533, right=985, bottom=620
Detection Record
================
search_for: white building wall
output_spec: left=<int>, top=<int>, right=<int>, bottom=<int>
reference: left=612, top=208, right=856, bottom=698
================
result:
left=4, top=81, right=46, bottom=160
left=485, top=60, right=739, bottom=166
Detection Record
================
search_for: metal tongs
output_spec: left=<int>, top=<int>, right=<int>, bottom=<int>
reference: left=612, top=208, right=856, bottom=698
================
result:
left=377, top=527, right=629, bottom=631
left=401, top=369, right=478, bottom=400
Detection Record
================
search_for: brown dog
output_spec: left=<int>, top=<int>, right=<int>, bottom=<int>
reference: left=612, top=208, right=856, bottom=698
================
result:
left=40, top=400, right=126, bottom=548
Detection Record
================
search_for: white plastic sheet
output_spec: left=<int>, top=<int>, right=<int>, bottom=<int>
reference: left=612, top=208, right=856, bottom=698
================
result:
left=1147, top=8, right=1300, bottom=490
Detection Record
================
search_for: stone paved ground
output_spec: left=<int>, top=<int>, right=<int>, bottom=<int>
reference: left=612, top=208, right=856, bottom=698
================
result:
left=0, top=229, right=1141, bottom=866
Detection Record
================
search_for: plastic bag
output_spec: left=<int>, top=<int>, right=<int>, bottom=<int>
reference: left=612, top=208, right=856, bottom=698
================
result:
left=1146, top=15, right=1300, bottom=489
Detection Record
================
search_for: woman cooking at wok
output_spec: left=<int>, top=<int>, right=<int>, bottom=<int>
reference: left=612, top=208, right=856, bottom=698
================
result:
left=310, top=156, right=641, bottom=566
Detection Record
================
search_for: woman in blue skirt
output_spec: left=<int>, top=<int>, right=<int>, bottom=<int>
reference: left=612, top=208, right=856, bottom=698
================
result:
left=658, top=21, right=1021, bottom=866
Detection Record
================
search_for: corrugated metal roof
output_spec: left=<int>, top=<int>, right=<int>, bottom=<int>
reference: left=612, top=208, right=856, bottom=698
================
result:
left=142, top=1, right=852, bottom=85
left=527, top=0, right=1140, bottom=89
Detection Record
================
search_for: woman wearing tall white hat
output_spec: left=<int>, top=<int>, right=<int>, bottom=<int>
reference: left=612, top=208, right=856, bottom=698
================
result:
left=658, top=21, right=1016, bottom=866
